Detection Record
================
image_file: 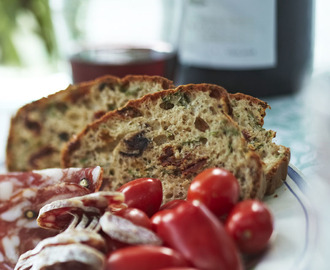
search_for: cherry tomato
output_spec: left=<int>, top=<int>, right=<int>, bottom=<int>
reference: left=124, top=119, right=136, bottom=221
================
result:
left=187, top=168, right=240, bottom=217
left=159, top=199, right=187, bottom=211
left=105, top=245, right=189, bottom=270
left=150, top=209, right=172, bottom=232
left=117, top=178, right=163, bottom=217
left=157, top=200, right=243, bottom=270
left=115, top=207, right=152, bottom=230
left=225, top=199, right=274, bottom=254
left=151, top=201, right=188, bottom=232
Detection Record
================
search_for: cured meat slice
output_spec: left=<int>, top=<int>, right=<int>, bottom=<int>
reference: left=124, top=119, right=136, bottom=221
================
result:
left=16, top=218, right=106, bottom=268
left=100, top=212, right=162, bottom=246
left=0, top=166, right=103, bottom=202
left=37, top=191, right=125, bottom=231
left=16, top=200, right=111, bottom=270
left=22, top=226, right=106, bottom=256
left=0, top=183, right=90, bottom=269
left=15, top=243, right=105, bottom=270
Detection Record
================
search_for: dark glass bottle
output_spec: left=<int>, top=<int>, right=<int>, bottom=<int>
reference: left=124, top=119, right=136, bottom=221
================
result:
left=175, top=0, right=314, bottom=97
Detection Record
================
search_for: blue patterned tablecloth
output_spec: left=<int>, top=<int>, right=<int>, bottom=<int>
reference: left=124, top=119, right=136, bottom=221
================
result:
left=264, top=95, right=317, bottom=176
left=264, top=73, right=329, bottom=180
left=264, top=73, right=330, bottom=270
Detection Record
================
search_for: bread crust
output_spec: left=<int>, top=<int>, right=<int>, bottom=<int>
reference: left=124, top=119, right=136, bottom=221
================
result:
left=62, top=84, right=230, bottom=166
left=6, top=75, right=174, bottom=171
left=62, top=83, right=267, bottom=202
left=7, top=74, right=289, bottom=200
left=265, top=146, right=291, bottom=194
left=228, top=92, right=290, bottom=195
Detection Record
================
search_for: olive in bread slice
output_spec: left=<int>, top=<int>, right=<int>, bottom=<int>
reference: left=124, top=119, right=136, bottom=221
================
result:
left=6, top=75, right=174, bottom=172
left=61, top=84, right=266, bottom=203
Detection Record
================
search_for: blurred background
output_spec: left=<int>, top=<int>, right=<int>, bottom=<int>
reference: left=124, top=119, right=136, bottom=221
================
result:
left=0, top=0, right=329, bottom=102
left=0, top=0, right=329, bottom=106
left=0, top=0, right=330, bottom=268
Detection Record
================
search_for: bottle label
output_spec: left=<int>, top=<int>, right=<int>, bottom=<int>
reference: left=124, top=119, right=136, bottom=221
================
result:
left=179, top=0, right=277, bottom=69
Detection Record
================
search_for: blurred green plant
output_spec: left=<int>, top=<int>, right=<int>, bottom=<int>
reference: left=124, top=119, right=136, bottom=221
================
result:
left=0, top=0, right=57, bottom=65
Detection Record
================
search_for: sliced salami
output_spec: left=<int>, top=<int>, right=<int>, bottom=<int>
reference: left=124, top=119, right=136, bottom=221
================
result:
left=15, top=243, right=105, bottom=270
left=37, top=191, right=125, bottom=231
left=0, top=183, right=90, bottom=269
left=16, top=228, right=106, bottom=267
left=100, top=212, right=162, bottom=246
left=15, top=195, right=114, bottom=270
left=0, top=166, right=103, bottom=202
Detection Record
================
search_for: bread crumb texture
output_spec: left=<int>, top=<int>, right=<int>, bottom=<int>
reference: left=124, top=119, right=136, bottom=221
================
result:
left=6, top=75, right=290, bottom=203
left=62, top=84, right=276, bottom=203
left=6, top=75, right=174, bottom=171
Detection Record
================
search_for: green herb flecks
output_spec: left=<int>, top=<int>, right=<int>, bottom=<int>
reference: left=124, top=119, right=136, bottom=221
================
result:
left=181, top=137, right=207, bottom=146
left=160, top=91, right=190, bottom=110
left=124, top=87, right=143, bottom=97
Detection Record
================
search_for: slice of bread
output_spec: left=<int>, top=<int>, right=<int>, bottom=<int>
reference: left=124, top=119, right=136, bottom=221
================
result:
left=229, top=93, right=290, bottom=194
left=6, top=75, right=174, bottom=172
left=61, top=84, right=267, bottom=203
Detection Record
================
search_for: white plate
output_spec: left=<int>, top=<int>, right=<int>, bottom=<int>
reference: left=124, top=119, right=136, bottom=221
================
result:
left=256, top=164, right=317, bottom=270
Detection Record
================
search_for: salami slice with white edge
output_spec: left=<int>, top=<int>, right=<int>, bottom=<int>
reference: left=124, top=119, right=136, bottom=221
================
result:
left=0, top=166, right=103, bottom=202
left=37, top=191, right=125, bottom=231
left=0, top=183, right=91, bottom=270
left=100, top=211, right=162, bottom=246
left=14, top=192, right=124, bottom=270
left=15, top=243, right=105, bottom=270
left=16, top=228, right=106, bottom=268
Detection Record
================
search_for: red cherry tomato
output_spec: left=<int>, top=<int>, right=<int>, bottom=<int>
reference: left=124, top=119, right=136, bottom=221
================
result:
left=187, top=168, right=240, bottom=217
left=115, top=207, right=152, bottom=230
left=225, top=199, right=274, bottom=254
left=105, top=245, right=189, bottom=270
left=159, top=199, right=187, bottom=211
left=150, top=209, right=172, bottom=232
left=157, top=200, right=243, bottom=270
left=117, top=178, right=163, bottom=217
left=151, top=201, right=188, bottom=232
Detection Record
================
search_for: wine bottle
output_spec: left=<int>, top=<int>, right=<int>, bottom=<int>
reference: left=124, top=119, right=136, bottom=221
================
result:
left=176, top=0, right=314, bottom=97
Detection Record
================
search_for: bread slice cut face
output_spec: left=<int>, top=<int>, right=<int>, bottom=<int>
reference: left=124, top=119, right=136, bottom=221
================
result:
left=62, top=84, right=267, bottom=202
left=6, top=75, right=174, bottom=171
left=229, top=93, right=290, bottom=194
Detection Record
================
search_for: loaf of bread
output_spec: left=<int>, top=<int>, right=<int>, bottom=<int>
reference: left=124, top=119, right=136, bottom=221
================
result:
left=229, top=93, right=290, bottom=194
left=6, top=74, right=290, bottom=200
left=61, top=84, right=267, bottom=202
left=6, top=75, right=174, bottom=172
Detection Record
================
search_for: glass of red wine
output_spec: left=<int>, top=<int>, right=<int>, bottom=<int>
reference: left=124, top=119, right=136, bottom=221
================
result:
left=51, top=0, right=183, bottom=83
